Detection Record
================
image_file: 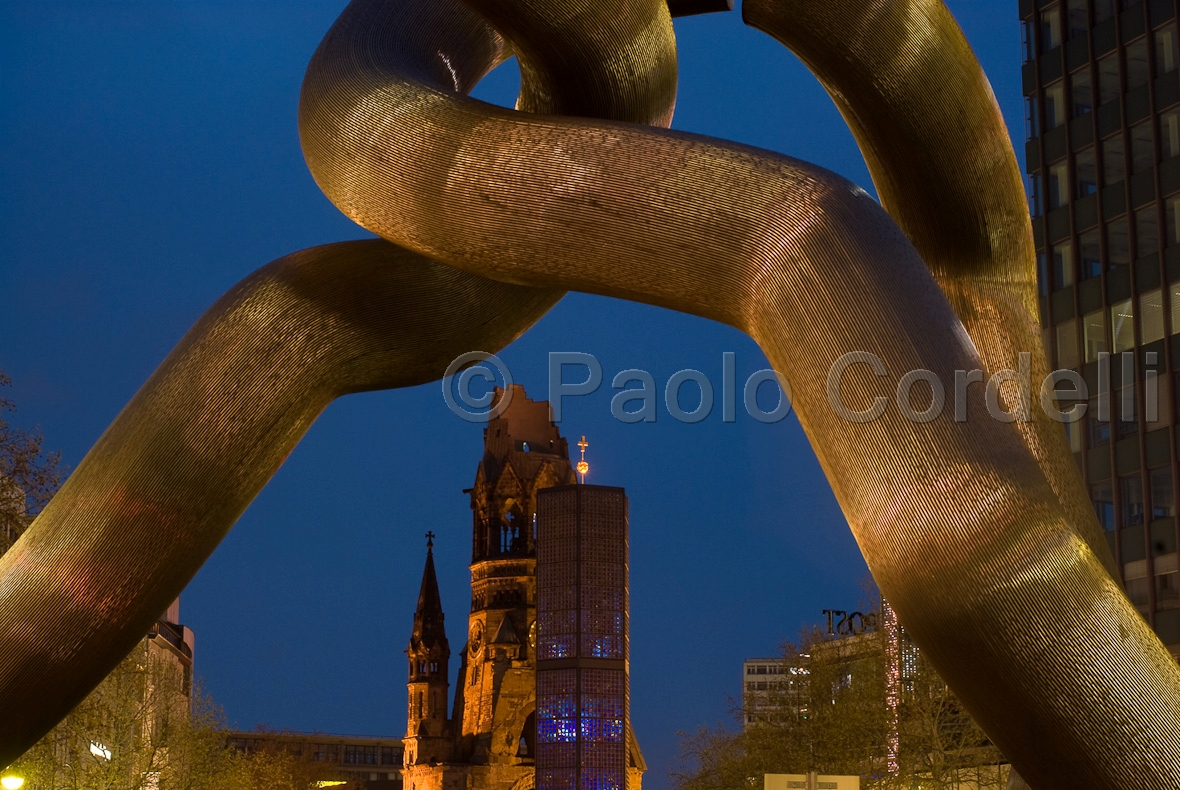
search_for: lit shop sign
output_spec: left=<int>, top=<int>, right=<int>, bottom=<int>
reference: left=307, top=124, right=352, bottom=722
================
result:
left=765, top=772, right=860, bottom=790
left=822, top=609, right=878, bottom=636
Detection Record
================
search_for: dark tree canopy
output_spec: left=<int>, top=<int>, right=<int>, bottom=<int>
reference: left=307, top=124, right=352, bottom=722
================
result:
left=0, top=370, right=63, bottom=551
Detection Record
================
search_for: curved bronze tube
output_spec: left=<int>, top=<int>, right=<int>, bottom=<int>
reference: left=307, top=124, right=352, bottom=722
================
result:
left=299, top=0, right=1180, bottom=785
left=743, top=0, right=1116, bottom=580
left=0, top=0, right=676, bottom=760
left=0, top=241, right=559, bottom=759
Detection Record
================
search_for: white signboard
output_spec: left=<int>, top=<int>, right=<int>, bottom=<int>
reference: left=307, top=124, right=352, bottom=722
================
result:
left=765, top=773, right=860, bottom=790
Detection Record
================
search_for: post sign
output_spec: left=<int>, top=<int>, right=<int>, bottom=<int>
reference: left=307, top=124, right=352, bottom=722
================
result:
left=822, top=609, right=877, bottom=636
left=765, top=773, right=860, bottom=790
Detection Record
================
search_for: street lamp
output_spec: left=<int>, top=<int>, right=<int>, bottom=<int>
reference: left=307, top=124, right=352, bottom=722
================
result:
left=2, top=775, right=25, bottom=790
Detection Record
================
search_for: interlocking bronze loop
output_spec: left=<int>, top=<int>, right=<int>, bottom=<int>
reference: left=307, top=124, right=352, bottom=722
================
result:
left=3, top=0, right=1180, bottom=785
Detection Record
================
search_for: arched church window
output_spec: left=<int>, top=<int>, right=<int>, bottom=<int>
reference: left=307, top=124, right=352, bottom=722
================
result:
left=516, top=711, right=536, bottom=758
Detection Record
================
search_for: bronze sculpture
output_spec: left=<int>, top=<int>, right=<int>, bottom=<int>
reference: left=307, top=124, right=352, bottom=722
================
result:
left=2, top=0, right=1179, bottom=786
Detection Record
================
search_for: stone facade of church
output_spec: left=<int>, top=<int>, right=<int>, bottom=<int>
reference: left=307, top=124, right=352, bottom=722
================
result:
left=402, top=386, right=644, bottom=790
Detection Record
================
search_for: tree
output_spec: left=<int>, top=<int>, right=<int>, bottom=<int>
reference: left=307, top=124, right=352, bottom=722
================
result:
left=0, top=371, right=335, bottom=790
left=0, top=370, right=62, bottom=552
left=7, top=641, right=227, bottom=790
left=8, top=648, right=339, bottom=790
left=673, top=614, right=1007, bottom=790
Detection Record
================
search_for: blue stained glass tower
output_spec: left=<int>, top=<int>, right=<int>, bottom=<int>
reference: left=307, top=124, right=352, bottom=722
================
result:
left=535, top=483, right=629, bottom=790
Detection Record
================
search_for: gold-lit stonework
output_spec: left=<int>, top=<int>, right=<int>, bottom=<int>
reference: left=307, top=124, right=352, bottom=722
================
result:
left=3, top=0, right=1180, bottom=786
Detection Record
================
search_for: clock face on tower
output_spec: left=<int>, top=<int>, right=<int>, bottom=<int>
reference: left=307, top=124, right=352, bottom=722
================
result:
left=469, top=621, right=484, bottom=658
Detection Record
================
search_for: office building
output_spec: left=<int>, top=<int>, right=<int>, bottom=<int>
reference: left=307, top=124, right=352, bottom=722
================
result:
left=1021, top=0, right=1180, bottom=655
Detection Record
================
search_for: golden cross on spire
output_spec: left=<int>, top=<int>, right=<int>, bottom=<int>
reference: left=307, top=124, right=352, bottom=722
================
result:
left=576, top=435, right=589, bottom=484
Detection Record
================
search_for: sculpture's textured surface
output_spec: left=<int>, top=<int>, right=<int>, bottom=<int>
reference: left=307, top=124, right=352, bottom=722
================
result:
left=3, top=0, right=1180, bottom=786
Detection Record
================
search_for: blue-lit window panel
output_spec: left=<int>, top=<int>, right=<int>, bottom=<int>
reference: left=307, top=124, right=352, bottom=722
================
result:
left=539, top=561, right=578, bottom=584
left=539, top=669, right=578, bottom=698
left=538, top=718, right=579, bottom=743
left=539, top=770, right=577, bottom=790
left=580, top=586, right=623, bottom=611
left=580, top=768, right=624, bottom=790
left=538, top=743, right=577, bottom=768
left=580, top=609, right=623, bottom=635
left=540, top=610, right=577, bottom=635
left=539, top=633, right=577, bottom=659
left=582, top=742, right=625, bottom=766
left=580, top=692, right=623, bottom=720
left=538, top=693, right=576, bottom=719
left=580, top=633, right=623, bottom=658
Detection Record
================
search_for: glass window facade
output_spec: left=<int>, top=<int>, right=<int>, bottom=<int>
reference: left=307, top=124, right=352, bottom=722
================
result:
left=536, top=485, right=630, bottom=790
left=1025, top=0, right=1180, bottom=649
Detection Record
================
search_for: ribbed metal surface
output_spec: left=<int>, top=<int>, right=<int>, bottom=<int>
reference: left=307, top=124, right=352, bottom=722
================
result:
left=3, top=0, right=1180, bottom=784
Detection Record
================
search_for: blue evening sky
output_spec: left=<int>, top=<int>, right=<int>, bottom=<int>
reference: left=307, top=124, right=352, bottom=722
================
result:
left=0, top=1, right=1021, bottom=786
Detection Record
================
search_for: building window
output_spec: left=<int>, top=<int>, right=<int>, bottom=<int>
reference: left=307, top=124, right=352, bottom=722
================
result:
left=1127, top=38, right=1150, bottom=89
left=1054, top=241, right=1076, bottom=287
left=1099, top=53, right=1121, bottom=103
left=1042, top=6, right=1063, bottom=52
left=1158, top=571, right=1180, bottom=608
left=1171, top=284, right=1180, bottom=334
left=1093, top=481, right=1116, bottom=529
left=1108, top=216, right=1131, bottom=266
left=1072, top=68, right=1094, bottom=117
left=1080, top=229, right=1103, bottom=278
left=1095, top=0, right=1115, bottom=22
left=1132, top=121, right=1155, bottom=172
left=1045, top=81, right=1067, bottom=132
left=1151, top=467, right=1175, bottom=518
left=1123, top=474, right=1146, bottom=526
left=1084, top=308, right=1109, bottom=361
left=1057, top=319, right=1081, bottom=368
left=1023, top=20, right=1035, bottom=63
left=1141, top=289, right=1166, bottom=344
left=1137, top=206, right=1160, bottom=256
left=1157, top=24, right=1179, bottom=75
left=1117, top=384, right=1138, bottom=437
left=1049, top=160, right=1070, bottom=208
left=1103, top=133, right=1127, bottom=184
left=1162, top=110, right=1180, bottom=159
left=1067, top=0, right=1088, bottom=38
left=1091, top=395, right=1113, bottom=444
left=1127, top=575, right=1151, bottom=609
left=1112, top=298, right=1136, bottom=353
left=1168, top=196, right=1180, bottom=245
left=1076, top=147, right=1099, bottom=197
left=1026, top=96, right=1041, bottom=139
left=1065, top=414, right=1085, bottom=451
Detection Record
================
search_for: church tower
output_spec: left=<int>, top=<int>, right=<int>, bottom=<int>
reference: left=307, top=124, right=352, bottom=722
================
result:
left=404, top=534, right=452, bottom=771
left=400, top=385, right=643, bottom=790
left=455, top=385, right=575, bottom=767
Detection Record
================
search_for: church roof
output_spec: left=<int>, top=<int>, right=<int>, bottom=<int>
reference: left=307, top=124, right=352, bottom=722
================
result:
left=489, top=615, right=519, bottom=646
left=410, top=537, right=448, bottom=651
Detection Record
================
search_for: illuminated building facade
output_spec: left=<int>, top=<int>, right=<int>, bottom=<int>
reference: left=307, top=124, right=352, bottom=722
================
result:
left=535, top=484, right=632, bottom=790
left=400, top=387, right=644, bottom=790
left=1021, top=0, right=1180, bottom=656
left=741, top=658, right=805, bottom=729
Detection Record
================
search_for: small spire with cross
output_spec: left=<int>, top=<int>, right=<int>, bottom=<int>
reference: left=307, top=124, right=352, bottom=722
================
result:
left=425, top=531, right=436, bottom=550
left=576, top=435, right=589, bottom=484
